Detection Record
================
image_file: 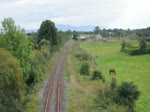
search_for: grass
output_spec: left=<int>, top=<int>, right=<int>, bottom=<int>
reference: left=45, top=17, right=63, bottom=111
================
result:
left=81, top=39, right=150, bottom=112
left=65, top=41, right=101, bottom=112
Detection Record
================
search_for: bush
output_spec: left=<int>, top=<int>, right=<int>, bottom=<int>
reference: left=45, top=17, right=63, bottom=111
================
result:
left=0, top=49, right=26, bottom=111
left=75, top=53, right=91, bottom=61
left=120, top=40, right=126, bottom=51
left=145, top=38, right=150, bottom=42
left=147, top=48, right=150, bottom=53
left=110, top=77, right=117, bottom=89
left=92, top=70, right=105, bottom=82
left=125, top=42, right=133, bottom=48
left=139, top=38, right=147, bottom=50
left=95, top=83, right=128, bottom=112
left=114, top=82, right=140, bottom=112
left=80, top=63, right=90, bottom=75
left=124, top=48, right=150, bottom=55
left=26, top=46, right=51, bottom=86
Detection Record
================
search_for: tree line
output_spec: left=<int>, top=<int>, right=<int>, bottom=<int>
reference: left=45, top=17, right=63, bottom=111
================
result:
left=79, top=26, right=150, bottom=38
left=0, top=18, right=70, bottom=111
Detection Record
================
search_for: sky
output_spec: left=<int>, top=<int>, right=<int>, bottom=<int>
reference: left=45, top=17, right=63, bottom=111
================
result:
left=0, top=0, right=150, bottom=30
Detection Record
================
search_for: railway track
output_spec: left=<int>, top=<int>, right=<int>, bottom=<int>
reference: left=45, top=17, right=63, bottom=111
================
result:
left=42, top=41, right=71, bottom=112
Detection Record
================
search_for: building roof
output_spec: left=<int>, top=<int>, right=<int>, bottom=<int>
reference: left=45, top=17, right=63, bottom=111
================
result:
left=96, top=34, right=102, bottom=39
left=80, top=36, right=86, bottom=39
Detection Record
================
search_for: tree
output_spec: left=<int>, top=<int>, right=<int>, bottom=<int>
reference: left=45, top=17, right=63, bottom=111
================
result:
left=72, top=30, right=79, bottom=40
left=1, top=18, right=25, bottom=34
left=0, top=18, right=32, bottom=80
left=38, top=20, right=58, bottom=46
left=57, top=30, right=69, bottom=46
left=115, top=82, right=140, bottom=112
left=120, top=40, right=126, bottom=51
left=139, top=38, right=147, bottom=50
left=26, top=39, right=51, bottom=85
left=93, top=26, right=100, bottom=34
left=0, top=49, right=26, bottom=111
left=66, top=30, right=72, bottom=35
left=121, top=40, right=126, bottom=48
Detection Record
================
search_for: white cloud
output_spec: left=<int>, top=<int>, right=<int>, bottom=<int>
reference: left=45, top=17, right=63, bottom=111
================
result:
left=109, top=0, right=150, bottom=29
left=0, top=0, right=149, bottom=29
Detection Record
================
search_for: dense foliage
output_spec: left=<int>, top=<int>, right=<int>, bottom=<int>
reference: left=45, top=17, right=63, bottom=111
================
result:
left=80, top=26, right=150, bottom=38
left=92, top=70, right=105, bottom=82
left=75, top=53, right=91, bottom=61
left=120, top=40, right=126, bottom=51
left=120, top=38, right=150, bottom=55
left=80, top=63, right=90, bottom=75
left=0, top=18, right=70, bottom=111
left=139, top=38, right=147, bottom=50
left=123, top=48, right=150, bottom=55
left=72, top=30, right=79, bottom=40
left=115, top=82, right=140, bottom=112
left=136, top=27, right=150, bottom=37
left=0, top=18, right=32, bottom=80
left=95, top=81, right=140, bottom=112
left=0, top=49, right=26, bottom=112
left=38, top=20, right=58, bottom=46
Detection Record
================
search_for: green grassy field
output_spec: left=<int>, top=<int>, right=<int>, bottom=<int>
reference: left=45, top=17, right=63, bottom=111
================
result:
left=81, top=39, right=150, bottom=112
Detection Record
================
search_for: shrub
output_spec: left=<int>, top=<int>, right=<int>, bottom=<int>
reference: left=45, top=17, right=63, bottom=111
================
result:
left=114, top=82, right=140, bottom=112
left=120, top=40, right=126, bottom=51
left=95, top=83, right=128, bottom=112
left=125, top=42, right=134, bottom=48
left=26, top=46, right=51, bottom=86
left=80, top=63, right=90, bottom=75
left=124, top=48, right=150, bottom=55
left=145, top=38, right=150, bottom=42
left=139, top=38, right=147, bottom=50
left=92, top=70, right=105, bottom=82
left=0, top=49, right=26, bottom=111
left=147, top=48, right=150, bottom=54
left=75, top=53, right=91, bottom=61
left=110, top=77, right=117, bottom=89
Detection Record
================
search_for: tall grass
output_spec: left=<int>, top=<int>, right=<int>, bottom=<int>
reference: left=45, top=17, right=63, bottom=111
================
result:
left=65, top=41, right=100, bottom=112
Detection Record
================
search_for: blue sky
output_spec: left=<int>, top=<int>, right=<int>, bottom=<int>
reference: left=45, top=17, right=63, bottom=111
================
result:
left=0, top=0, right=150, bottom=30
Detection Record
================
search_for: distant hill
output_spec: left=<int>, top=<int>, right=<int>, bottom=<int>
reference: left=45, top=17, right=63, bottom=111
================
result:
left=25, top=29, right=38, bottom=33
left=25, top=24, right=105, bottom=33
left=56, top=24, right=96, bottom=31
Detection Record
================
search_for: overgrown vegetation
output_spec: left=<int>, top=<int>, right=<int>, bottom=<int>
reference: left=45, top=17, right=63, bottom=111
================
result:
left=0, top=49, right=26, bottom=112
left=80, top=63, right=90, bottom=75
left=66, top=41, right=99, bottom=112
left=92, top=70, right=105, bottom=82
left=0, top=18, right=70, bottom=111
left=114, top=82, right=140, bottom=112
left=121, top=38, right=150, bottom=55
left=75, top=53, right=91, bottom=61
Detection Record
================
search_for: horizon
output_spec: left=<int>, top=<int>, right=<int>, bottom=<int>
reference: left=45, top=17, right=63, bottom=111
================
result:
left=25, top=24, right=149, bottom=31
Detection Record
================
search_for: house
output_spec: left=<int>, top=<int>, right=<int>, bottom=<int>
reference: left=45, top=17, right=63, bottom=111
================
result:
left=95, top=34, right=103, bottom=40
left=79, top=36, right=86, bottom=41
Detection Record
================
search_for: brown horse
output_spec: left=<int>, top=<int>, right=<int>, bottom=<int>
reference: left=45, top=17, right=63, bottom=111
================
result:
left=109, top=69, right=116, bottom=75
